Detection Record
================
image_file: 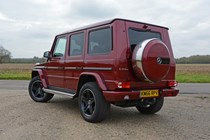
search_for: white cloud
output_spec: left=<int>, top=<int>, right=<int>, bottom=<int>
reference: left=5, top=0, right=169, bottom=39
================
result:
left=0, top=0, right=209, bottom=58
left=0, top=12, right=8, bottom=20
left=69, top=0, right=119, bottom=19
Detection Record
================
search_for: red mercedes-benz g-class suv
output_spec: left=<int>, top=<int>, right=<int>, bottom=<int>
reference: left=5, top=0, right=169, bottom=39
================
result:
left=28, top=19, right=179, bottom=123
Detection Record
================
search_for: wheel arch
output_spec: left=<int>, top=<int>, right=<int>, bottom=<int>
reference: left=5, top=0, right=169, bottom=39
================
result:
left=76, top=72, right=107, bottom=96
left=31, top=69, right=48, bottom=88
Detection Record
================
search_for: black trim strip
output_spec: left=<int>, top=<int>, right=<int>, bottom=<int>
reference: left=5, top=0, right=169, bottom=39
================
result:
left=34, top=66, right=112, bottom=71
left=83, top=67, right=112, bottom=71
left=64, top=67, right=82, bottom=70
left=43, top=88, right=75, bottom=98
left=48, top=86, right=76, bottom=95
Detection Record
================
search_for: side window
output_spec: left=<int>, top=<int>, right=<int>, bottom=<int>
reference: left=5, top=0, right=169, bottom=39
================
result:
left=88, top=28, right=112, bottom=55
left=53, top=37, right=66, bottom=57
left=70, top=33, right=84, bottom=56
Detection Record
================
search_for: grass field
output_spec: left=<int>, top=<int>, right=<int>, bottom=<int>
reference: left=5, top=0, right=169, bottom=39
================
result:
left=176, top=64, right=210, bottom=83
left=0, top=64, right=33, bottom=80
left=0, top=63, right=210, bottom=83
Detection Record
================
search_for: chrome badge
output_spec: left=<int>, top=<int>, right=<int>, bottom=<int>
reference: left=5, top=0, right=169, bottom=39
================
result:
left=157, top=57, right=162, bottom=64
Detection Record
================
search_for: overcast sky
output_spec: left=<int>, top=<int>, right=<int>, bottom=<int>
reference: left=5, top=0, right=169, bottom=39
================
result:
left=0, top=0, right=209, bottom=58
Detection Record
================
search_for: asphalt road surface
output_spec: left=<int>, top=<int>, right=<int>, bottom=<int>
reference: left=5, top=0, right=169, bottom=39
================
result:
left=0, top=80, right=210, bottom=140
left=178, top=83, right=210, bottom=94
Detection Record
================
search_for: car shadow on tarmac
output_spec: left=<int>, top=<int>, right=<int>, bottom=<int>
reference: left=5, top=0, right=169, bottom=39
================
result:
left=46, top=96, right=166, bottom=124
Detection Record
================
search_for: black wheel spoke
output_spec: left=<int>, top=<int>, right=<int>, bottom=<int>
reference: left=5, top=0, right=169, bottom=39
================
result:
left=86, top=91, right=91, bottom=99
left=90, top=97, right=95, bottom=104
left=38, top=88, right=44, bottom=97
left=31, top=80, right=44, bottom=98
left=36, top=88, right=41, bottom=96
left=84, top=104, right=89, bottom=113
left=32, top=86, right=36, bottom=91
left=40, top=91, right=44, bottom=97
left=89, top=104, right=93, bottom=114
left=81, top=96, right=88, bottom=104
left=34, top=89, right=39, bottom=96
left=81, top=89, right=96, bottom=116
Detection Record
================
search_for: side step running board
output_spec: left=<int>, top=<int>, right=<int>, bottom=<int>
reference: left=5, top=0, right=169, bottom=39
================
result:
left=43, top=88, right=76, bottom=98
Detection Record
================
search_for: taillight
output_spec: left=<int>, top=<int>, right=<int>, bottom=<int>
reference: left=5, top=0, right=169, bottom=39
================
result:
left=117, top=82, right=131, bottom=89
left=168, top=80, right=178, bottom=87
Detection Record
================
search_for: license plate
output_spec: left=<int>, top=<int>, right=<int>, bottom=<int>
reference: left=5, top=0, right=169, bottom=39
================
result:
left=140, top=90, right=159, bottom=98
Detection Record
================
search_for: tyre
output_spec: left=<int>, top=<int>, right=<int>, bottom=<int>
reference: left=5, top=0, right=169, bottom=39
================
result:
left=28, top=76, right=54, bottom=102
left=78, top=82, right=110, bottom=123
left=136, top=97, right=164, bottom=114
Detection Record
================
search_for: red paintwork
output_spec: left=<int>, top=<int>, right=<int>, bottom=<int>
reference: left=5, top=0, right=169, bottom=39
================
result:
left=33, top=69, right=48, bottom=88
left=79, top=72, right=107, bottom=91
left=33, top=18, right=179, bottom=102
left=103, top=88, right=179, bottom=102
left=141, top=39, right=170, bottom=82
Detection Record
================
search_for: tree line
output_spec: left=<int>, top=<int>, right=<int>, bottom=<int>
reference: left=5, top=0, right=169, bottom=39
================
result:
left=0, top=45, right=45, bottom=63
left=10, top=57, right=46, bottom=63
left=0, top=46, right=11, bottom=63
left=1, top=45, right=210, bottom=64
left=175, top=55, right=210, bottom=64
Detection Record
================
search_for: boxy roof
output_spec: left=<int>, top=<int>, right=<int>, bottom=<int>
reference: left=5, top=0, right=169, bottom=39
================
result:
left=59, top=18, right=168, bottom=36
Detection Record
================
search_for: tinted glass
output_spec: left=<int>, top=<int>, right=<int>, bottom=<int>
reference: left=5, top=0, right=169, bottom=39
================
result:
left=53, top=37, right=66, bottom=57
left=88, top=28, right=112, bottom=55
left=128, top=28, right=161, bottom=51
left=70, top=33, right=84, bottom=56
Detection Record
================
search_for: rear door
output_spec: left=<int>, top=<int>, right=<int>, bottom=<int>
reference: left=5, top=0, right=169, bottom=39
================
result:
left=84, top=26, right=116, bottom=81
left=64, top=32, right=85, bottom=91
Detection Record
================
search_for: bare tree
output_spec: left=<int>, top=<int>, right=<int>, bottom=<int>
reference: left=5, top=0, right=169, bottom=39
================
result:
left=0, top=46, right=11, bottom=63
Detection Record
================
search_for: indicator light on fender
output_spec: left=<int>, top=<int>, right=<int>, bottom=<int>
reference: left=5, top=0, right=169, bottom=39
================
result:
left=117, top=82, right=131, bottom=89
left=168, top=80, right=178, bottom=87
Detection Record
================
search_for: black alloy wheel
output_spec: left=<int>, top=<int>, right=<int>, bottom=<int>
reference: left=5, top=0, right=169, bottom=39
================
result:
left=28, top=76, right=54, bottom=102
left=80, top=89, right=96, bottom=116
left=78, top=82, right=110, bottom=123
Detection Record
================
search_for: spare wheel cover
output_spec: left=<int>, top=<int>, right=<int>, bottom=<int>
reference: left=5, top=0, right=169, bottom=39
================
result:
left=132, top=38, right=170, bottom=82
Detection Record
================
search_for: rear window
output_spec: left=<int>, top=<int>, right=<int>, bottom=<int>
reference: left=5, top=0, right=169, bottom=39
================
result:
left=128, top=28, right=161, bottom=51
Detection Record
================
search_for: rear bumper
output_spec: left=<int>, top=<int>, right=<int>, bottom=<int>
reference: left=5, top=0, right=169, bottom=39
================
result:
left=103, top=88, right=179, bottom=102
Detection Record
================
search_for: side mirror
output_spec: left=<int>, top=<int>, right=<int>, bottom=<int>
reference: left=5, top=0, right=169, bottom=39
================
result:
left=43, top=51, right=50, bottom=58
